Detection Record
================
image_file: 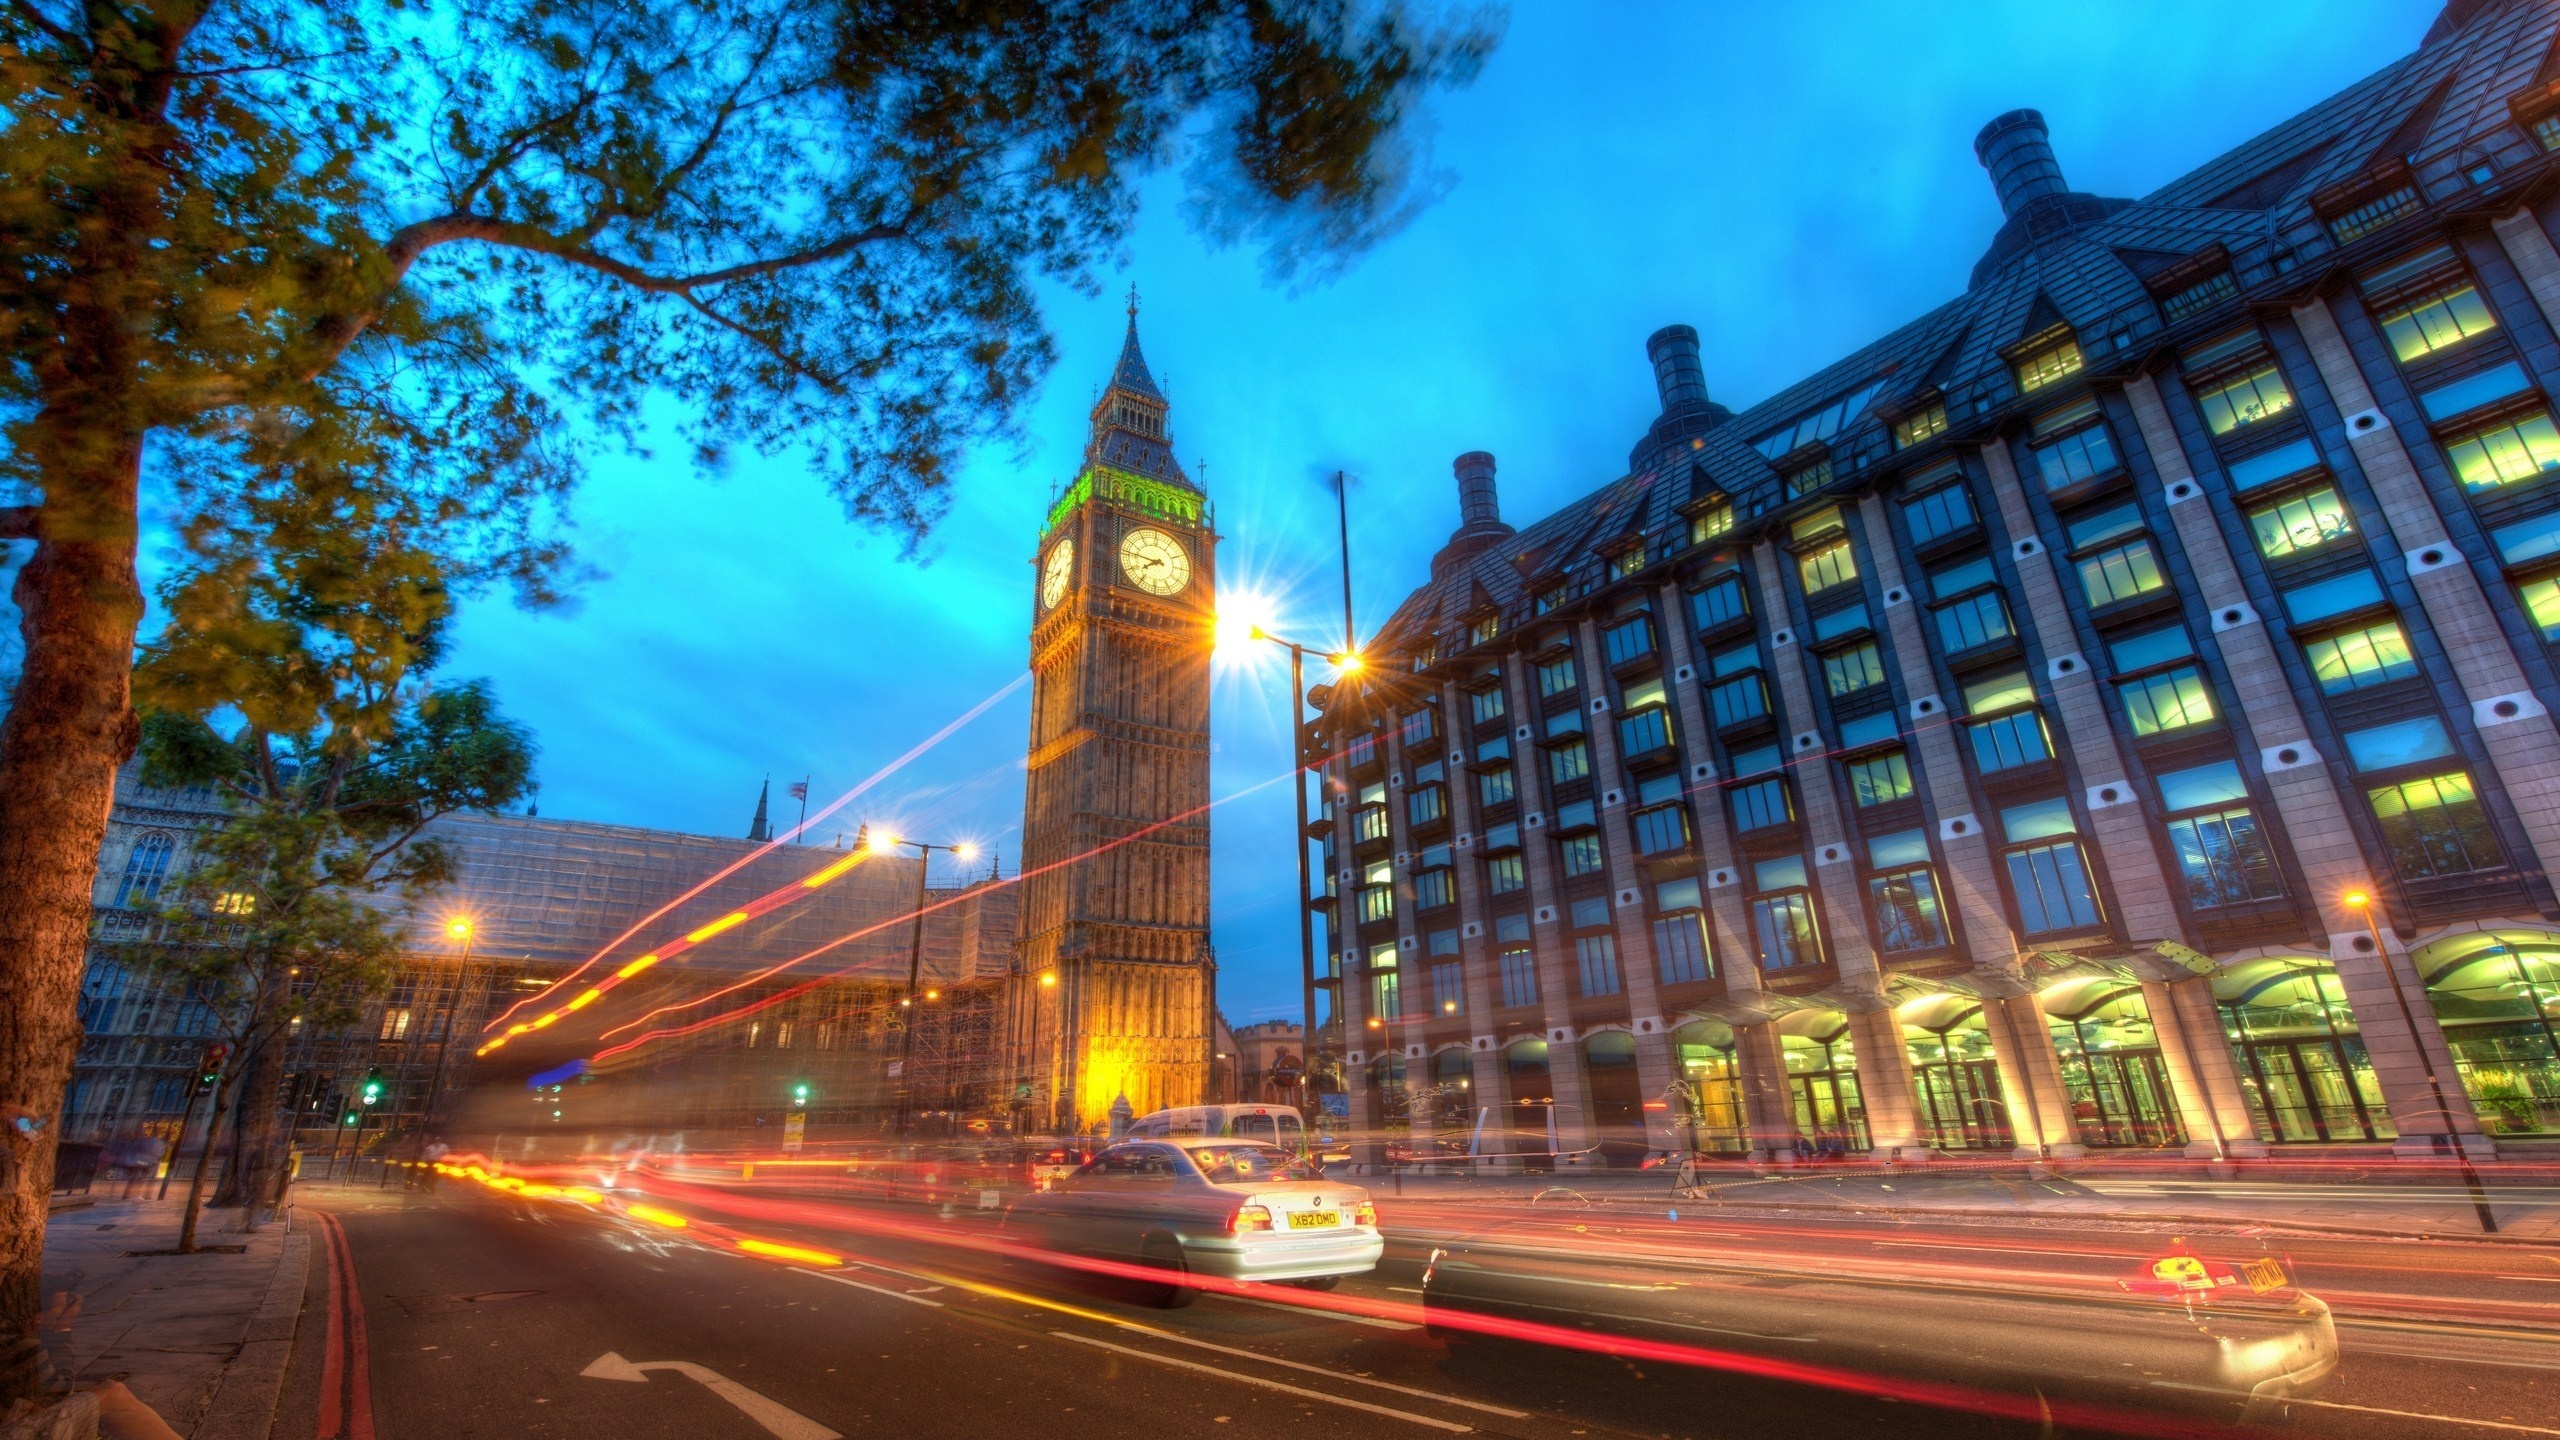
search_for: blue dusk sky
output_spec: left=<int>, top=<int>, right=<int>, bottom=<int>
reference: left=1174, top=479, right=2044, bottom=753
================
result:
left=435, top=0, right=2436, bottom=1025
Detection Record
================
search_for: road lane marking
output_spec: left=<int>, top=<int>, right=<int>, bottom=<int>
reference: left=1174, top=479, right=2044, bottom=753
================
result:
left=583, top=1352, right=840, bottom=1440
left=1051, top=1332, right=1471, bottom=1432
left=1220, top=1292, right=1420, bottom=1330
left=1870, top=1241, right=2119, bottom=1259
left=1080, top=1315, right=1528, bottom=1418
left=793, top=1267, right=945, bottom=1307
left=2281, top=1397, right=2560, bottom=1436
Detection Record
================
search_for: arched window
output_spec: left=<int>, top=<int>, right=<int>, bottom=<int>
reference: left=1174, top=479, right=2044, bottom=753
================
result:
left=113, top=833, right=177, bottom=909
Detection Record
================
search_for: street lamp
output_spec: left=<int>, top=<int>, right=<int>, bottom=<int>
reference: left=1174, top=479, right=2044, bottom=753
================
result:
left=422, top=917, right=475, bottom=1140
left=2343, top=888, right=2498, bottom=1233
left=873, top=831, right=976, bottom=1135
left=1244, top=622, right=1364, bottom=1099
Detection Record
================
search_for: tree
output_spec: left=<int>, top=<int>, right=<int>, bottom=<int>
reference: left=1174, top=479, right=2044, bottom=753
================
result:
left=0, top=0, right=1494, bottom=1394
left=125, top=439, right=535, bottom=1235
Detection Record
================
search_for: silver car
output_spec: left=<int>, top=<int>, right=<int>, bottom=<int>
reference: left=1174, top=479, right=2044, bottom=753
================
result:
left=1012, top=1139, right=1382, bottom=1306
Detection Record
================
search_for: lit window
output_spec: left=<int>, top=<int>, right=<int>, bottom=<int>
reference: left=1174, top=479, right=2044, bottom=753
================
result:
left=1470, top=614, right=1500, bottom=647
left=1534, top=585, right=1565, bottom=616
left=1611, top=547, right=1647, bottom=580
left=2120, top=666, right=2216, bottom=736
left=2248, top=486, right=2353, bottom=558
left=1821, top=642, right=1887, bottom=696
left=2302, top=621, right=2419, bottom=693
left=2014, top=333, right=2084, bottom=393
left=2520, top=575, right=2560, bottom=640
left=1786, top=459, right=1833, bottom=499
left=1894, top=404, right=1949, bottom=449
left=1798, top=539, right=1858, bottom=594
left=2077, top=539, right=2167, bottom=607
left=2536, top=113, right=2560, bottom=152
left=2327, top=186, right=2420, bottom=245
left=2193, top=363, right=2294, bottom=435
left=213, top=892, right=256, bottom=915
left=2369, top=772, right=2504, bottom=879
left=2376, top=281, right=2496, bottom=362
left=2444, top=410, right=2560, bottom=491
left=1844, top=749, right=1914, bottom=807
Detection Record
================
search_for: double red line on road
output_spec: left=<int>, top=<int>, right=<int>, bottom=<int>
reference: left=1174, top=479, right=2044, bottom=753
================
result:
left=311, top=1210, right=376, bottom=1440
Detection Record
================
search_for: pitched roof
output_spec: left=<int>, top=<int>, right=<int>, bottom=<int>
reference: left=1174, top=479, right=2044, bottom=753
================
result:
left=1370, top=0, right=2560, bottom=658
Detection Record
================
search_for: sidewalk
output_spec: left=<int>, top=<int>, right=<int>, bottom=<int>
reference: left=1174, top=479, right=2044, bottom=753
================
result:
left=36, top=1197, right=311, bottom=1438
left=1354, top=1163, right=2560, bottom=1243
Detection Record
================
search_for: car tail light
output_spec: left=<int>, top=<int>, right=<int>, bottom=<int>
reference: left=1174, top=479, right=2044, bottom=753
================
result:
left=1231, top=1204, right=1275, bottom=1234
left=1353, top=1201, right=1378, bottom=1227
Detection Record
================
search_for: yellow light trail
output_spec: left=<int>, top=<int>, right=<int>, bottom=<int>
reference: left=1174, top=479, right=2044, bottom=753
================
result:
left=684, top=911, right=749, bottom=944
left=626, top=1204, right=690, bottom=1229
left=736, top=1238, right=842, bottom=1267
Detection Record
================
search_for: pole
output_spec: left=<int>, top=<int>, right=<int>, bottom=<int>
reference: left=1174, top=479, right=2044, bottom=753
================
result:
left=2358, top=903, right=2497, bottom=1233
left=1290, top=644, right=1318, bottom=1099
left=1335, top=471, right=1355, bottom=656
left=895, top=844, right=932, bottom=1136
left=796, top=778, right=810, bottom=847
left=422, top=930, right=473, bottom=1139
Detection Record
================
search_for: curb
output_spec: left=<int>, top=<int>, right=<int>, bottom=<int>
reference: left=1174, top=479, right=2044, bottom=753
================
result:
left=1658, top=1194, right=2560, bottom=1248
left=190, top=1225, right=312, bottom=1440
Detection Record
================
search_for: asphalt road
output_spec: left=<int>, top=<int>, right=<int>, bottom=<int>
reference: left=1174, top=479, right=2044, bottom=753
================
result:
left=274, top=1181, right=2560, bottom=1440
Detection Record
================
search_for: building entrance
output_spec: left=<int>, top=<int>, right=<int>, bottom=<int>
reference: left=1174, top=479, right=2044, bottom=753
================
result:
left=2216, top=958, right=2394, bottom=1144
left=1903, top=998, right=2011, bottom=1150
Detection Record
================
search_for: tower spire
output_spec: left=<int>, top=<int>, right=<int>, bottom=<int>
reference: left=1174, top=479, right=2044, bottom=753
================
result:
left=1085, top=286, right=1189, bottom=487
left=746, top=776, right=771, bottom=843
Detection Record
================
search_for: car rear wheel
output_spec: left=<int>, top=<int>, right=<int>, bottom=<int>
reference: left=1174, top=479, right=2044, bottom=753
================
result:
left=1139, top=1232, right=1196, bottom=1309
left=1286, top=1275, right=1341, bottom=1291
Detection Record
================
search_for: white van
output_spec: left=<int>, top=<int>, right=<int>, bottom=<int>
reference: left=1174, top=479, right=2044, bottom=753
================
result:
left=1125, top=1104, right=1308, bottom=1149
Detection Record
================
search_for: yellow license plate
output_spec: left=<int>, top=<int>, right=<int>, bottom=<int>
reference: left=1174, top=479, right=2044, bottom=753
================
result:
left=1288, top=1211, right=1339, bottom=1230
left=2241, top=1257, right=2289, bottom=1294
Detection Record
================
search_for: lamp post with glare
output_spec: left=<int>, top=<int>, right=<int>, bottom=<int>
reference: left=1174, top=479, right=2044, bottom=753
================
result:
left=422, top=917, right=475, bottom=1137
left=2343, top=888, right=2497, bottom=1233
left=1246, top=624, right=1362, bottom=1122
left=873, top=832, right=977, bottom=1136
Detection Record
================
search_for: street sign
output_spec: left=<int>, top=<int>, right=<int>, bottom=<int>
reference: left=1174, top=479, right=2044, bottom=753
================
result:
left=781, top=1112, right=805, bottom=1152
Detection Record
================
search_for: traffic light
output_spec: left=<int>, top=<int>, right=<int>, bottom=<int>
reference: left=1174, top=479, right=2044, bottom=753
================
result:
left=360, top=1069, right=384, bottom=1107
left=790, top=1082, right=810, bottom=1107
left=196, top=1042, right=230, bottom=1095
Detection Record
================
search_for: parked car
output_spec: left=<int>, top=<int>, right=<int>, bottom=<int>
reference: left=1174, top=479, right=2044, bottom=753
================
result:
left=1010, top=1138, right=1381, bottom=1306
left=1421, top=1234, right=2335, bottom=1422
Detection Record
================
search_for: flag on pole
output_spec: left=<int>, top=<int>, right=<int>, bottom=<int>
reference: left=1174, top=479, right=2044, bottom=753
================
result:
left=787, top=781, right=808, bottom=801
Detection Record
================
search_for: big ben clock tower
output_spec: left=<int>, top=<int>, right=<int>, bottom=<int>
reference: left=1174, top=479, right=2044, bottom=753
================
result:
left=1005, top=299, right=1217, bottom=1133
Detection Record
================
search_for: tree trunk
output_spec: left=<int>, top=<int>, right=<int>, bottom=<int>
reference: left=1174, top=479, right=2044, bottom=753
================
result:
left=0, top=418, right=147, bottom=1401
left=214, top=1015, right=287, bottom=1220
left=176, top=1076, right=235, bottom=1255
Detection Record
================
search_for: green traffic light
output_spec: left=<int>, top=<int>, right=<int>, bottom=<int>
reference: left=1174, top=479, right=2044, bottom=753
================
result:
left=791, top=1083, right=810, bottom=1105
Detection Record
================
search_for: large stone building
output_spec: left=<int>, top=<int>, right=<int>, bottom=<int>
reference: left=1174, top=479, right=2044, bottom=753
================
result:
left=1325, top=0, right=2560, bottom=1165
left=1001, top=306, right=1221, bottom=1131
left=69, top=771, right=1016, bottom=1150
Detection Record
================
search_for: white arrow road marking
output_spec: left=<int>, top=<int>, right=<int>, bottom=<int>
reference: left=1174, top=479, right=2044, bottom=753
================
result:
left=792, top=1267, right=945, bottom=1306
left=581, top=1353, right=841, bottom=1440
left=1052, top=1332, right=1472, bottom=1432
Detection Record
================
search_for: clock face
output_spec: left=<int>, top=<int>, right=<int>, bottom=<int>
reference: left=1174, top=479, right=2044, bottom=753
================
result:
left=1040, top=537, right=1075, bottom=610
left=1119, top=526, right=1191, bottom=596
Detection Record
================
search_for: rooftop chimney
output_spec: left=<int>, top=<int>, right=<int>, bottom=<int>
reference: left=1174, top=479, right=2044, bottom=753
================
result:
left=1646, top=324, right=1710, bottom=412
left=1974, top=109, right=2068, bottom=218
left=1432, top=450, right=1515, bottom=579
left=1453, top=451, right=1505, bottom=536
